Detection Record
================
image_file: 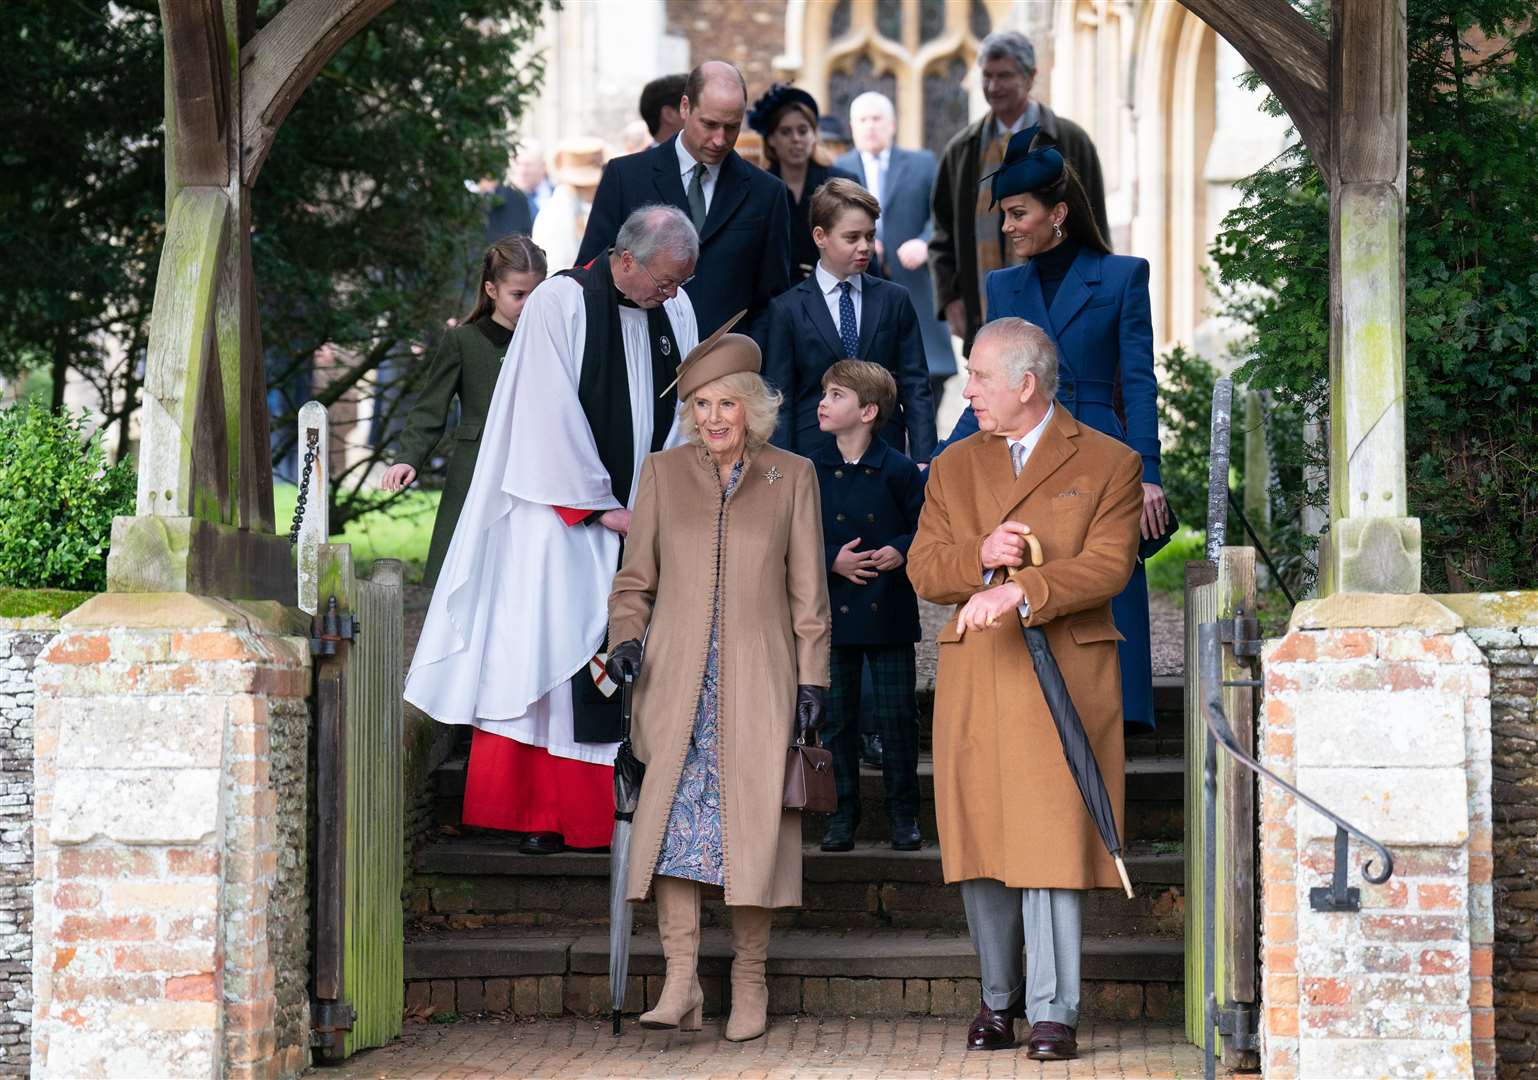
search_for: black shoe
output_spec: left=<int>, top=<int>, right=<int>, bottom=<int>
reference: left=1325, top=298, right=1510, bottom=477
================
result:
left=890, top=820, right=922, bottom=851
left=820, top=818, right=856, bottom=852
left=860, top=734, right=885, bottom=769
left=518, top=831, right=565, bottom=855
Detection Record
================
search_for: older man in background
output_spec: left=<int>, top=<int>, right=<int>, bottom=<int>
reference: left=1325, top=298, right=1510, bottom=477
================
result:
left=837, top=91, right=954, bottom=409
left=930, top=31, right=1109, bottom=354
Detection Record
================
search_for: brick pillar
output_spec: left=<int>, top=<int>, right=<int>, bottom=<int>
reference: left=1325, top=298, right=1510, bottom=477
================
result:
left=30, top=594, right=310, bottom=1079
left=1258, top=594, right=1493, bottom=1078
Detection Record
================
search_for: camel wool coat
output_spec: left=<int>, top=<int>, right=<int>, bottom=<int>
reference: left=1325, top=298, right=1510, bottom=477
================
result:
left=907, top=408, right=1142, bottom=889
left=609, top=442, right=831, bottom=908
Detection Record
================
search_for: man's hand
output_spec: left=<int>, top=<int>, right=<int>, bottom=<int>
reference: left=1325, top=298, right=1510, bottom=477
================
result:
left=832, top=537, right=877, bottom=585
left=944, top=298, right=967, bottom=338
left=379, top=463, right=417, bottom=492
left=1140, top=482, right=1169, bottom=541
left=896, top=238, right=929, bottom=271
left=598, top=509, right=632, bottom=537
left=868, top=545, right=904, bottom=572
left=956, top=582, right=1025, bottom=636
left=980, top=520, right=1033, bottom=570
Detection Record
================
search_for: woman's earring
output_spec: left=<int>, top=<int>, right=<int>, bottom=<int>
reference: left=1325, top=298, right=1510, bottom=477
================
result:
left=1051, top=222, right=1063, bottom=238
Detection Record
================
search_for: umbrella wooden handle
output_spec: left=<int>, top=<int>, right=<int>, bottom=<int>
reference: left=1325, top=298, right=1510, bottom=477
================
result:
left=1023, top=533, right=1044, bottom=568
left=1115, top=856, right=1134, bottom=899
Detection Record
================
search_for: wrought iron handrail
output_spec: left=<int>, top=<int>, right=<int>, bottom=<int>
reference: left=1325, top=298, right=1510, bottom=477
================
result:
left=1196, top=618, right=1394, bottom=1080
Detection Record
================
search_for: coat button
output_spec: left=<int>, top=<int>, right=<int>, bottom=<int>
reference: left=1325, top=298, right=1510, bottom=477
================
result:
left=866, top=513, right=876, bottom=522
left=835, top=512, right=846, bottom=522
left=870, top=602, right=879, bottom=611
left=839, top=604, right=849, bottom=614
left=834, top=469, right=844, bottom=479
left=865, top=467, right=875, bottom=475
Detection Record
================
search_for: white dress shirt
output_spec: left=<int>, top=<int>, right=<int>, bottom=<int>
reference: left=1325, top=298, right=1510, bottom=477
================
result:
left=815, top=263, right=863, bottom=340
left=1001, top=403, right=1055, bottom=616
left=675, top=138, right=721, bottom=213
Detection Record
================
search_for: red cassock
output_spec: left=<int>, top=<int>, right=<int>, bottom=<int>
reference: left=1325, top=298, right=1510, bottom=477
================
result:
left=457, top=502, right=616, bottom=848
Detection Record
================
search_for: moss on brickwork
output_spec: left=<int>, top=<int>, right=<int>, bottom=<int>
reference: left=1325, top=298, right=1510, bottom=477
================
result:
left=0, top=588, right=93, bottom=620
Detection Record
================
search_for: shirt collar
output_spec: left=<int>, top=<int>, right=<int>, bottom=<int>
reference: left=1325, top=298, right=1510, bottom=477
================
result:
left=1007, top=402, right=1055, bottom=458
left=985, top=101, right=1040, bottom=143
left=860, top=146, right=891, bottom=169
left=675, top=136, right=720, bottom=180
left=815, top=263, right=861, bottom=297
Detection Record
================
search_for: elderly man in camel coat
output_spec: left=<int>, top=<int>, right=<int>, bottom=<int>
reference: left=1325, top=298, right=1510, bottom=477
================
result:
left=907, top=317, right=1142, bottom=1062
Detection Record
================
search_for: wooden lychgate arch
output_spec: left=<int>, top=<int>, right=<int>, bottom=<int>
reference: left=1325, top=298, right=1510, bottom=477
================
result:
left=125, top=0, right=1412, bottom=600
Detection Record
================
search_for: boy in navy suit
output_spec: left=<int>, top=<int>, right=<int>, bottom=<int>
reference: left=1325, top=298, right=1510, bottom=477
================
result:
left=765, top=179, right=937, bottom=463
left=813, top=360, right=927, bottom=852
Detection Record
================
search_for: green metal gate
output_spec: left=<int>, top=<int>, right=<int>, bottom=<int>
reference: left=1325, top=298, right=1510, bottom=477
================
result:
left=310, top=544, right=405, bottom=1060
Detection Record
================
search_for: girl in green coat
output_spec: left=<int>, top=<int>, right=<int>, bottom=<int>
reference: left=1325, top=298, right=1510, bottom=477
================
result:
left=382, top=235, right=547, bottom=584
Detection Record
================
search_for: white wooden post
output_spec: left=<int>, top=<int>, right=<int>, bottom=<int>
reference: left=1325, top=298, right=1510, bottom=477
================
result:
left=295, top=401, right=330, bottom=615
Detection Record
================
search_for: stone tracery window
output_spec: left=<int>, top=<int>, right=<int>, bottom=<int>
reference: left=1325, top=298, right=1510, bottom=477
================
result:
left=792, top=0, right=998, bottom=159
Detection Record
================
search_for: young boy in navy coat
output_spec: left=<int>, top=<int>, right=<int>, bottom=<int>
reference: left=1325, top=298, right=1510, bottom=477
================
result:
left=813, top=360, right=927, bottom=852
left=764, top=179, right=937, bottom=463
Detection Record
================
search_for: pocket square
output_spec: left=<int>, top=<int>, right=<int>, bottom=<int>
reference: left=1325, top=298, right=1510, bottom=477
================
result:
left=1054, top=488, right=1081, bottom=498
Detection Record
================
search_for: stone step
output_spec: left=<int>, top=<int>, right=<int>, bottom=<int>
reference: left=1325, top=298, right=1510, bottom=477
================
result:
left=410, top=838, right=1185, bottom=937
left=402, top=927, right=1185, bottom=1023
left=431, top=750, right=1186, bottom=845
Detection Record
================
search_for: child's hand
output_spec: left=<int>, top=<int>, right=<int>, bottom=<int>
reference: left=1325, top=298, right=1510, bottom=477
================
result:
left=380, top=463, right=417, bottom=491
left=868, top=545, right=904, bottom=571
left=832, top=537, right=877, bottom=585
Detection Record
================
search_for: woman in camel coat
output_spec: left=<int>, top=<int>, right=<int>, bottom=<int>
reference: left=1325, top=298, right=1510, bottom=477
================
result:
left=607, top=317, right=831, bottom=1042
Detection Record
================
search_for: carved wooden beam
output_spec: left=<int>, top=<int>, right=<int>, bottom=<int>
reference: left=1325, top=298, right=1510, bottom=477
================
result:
left=161, top=0, right=232, bottom=192
left=240, top=0, right=397, bottom=187
left=1176, top=0, right=1331, bottom=174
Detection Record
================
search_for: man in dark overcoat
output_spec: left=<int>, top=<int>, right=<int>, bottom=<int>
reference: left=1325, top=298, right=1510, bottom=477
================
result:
left=577, top=60, right=793, bottom=341
left=929, top=31, right=1109, bottom=355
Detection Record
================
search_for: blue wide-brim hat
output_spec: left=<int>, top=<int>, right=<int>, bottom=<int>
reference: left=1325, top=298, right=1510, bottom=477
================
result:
left=747, top=83, right=821, bottom=137
left=980, top=124, right=1066, bottom=208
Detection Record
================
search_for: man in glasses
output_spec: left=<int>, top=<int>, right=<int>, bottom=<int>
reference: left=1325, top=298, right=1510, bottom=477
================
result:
left=406, top=204, right=701, bottom=857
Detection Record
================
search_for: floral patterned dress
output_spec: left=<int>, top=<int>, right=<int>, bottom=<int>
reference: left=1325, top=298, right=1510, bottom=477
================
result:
left=654, top=460, right=744, bottom=885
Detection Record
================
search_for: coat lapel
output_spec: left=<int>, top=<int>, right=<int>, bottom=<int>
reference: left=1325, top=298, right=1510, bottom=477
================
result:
left=651, top=137, right=689, bottom=213
left=1045, top=249, right=1103, bottom=336
left=1011, top=262, right=1052, bottom=329
left=855, top=274, right=880, bottom=358
left=996, top=408, right=1079, bottom=524
left=799, top=277, right=845, bottom=358
left=699, top=153, right=752, bottom=245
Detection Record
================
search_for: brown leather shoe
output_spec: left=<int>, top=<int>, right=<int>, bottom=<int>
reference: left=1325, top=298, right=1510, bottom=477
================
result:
left=966, top=999, right=1019, bottom=1052
left=1025, top=1020, right=1078, bottom=1060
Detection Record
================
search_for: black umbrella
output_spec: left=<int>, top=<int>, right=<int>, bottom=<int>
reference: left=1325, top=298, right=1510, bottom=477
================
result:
left=609, top=673, right=644, bottom=1035
left=1013, top=535, right=1133, bottom=899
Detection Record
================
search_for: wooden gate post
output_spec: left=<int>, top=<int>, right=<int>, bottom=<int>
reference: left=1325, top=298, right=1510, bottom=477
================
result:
left=107, top=0, right=394, bottom=602
left=1179, top=0, right=1418, bottom=595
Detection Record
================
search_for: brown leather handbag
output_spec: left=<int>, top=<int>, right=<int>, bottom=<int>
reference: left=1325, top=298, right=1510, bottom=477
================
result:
left=783, top=730, right=837, bottom=814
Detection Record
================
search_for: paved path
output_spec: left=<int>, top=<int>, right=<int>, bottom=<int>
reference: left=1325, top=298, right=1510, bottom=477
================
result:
left=322, top=1016, right=1220, bottom=1078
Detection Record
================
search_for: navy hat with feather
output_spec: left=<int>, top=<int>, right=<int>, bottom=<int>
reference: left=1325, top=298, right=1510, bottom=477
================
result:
left=979, top=124, right=1065, bottom=208
left=747, top=83, right=820, bottom=137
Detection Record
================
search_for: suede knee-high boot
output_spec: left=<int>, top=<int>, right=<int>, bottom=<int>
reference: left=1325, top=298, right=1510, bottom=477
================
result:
left=725, top=905, right=772, bottom=1041
left=639, top=875, right=703, bottom=1030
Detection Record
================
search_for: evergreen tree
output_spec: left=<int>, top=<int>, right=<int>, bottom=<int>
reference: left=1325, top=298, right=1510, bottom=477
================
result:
left=1210, top=1, right=1538, bottom=592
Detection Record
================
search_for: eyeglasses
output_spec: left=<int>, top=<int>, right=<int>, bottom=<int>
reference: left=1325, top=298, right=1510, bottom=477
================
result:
left=638, top=259, right=694, bottom=296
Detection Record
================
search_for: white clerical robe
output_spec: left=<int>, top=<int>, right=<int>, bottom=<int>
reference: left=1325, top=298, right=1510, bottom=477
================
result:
left=405, top=275, right=697, bottom=763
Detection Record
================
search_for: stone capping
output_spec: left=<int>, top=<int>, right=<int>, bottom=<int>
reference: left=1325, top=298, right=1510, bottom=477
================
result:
left=0, top=616, right=59, bottom=1078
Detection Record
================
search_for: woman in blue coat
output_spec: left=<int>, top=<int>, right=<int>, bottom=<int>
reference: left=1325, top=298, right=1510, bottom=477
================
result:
left=939, top=127, right=1169, bottom=729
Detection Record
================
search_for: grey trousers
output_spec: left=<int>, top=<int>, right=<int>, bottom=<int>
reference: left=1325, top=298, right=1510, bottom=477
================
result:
left=960, top=878, right=1083, bottom=1026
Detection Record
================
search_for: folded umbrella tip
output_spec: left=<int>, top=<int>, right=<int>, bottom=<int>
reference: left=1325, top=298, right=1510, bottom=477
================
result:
left=1115, top=855, right=1134, bottom=900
